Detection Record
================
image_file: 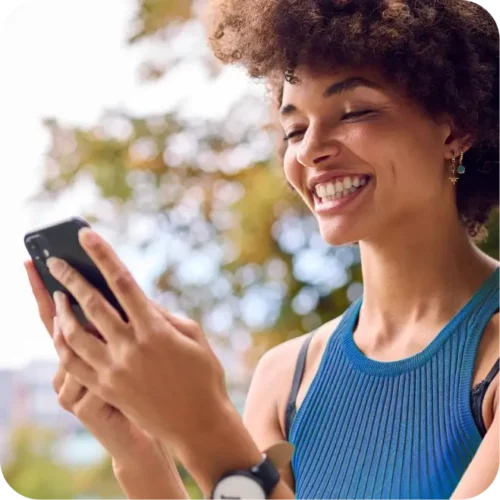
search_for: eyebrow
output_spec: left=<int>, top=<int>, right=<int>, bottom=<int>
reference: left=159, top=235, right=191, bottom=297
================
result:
left=279, top=76, right=384, bottom=117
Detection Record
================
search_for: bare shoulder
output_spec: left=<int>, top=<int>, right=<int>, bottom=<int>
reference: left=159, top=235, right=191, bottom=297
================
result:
left=254, top=314, right=345, bottom=437
left=243, top=314, right=344, bottom=439
left=243, top=314, right=345, bottom=490
left=254, top=314, right=344, bottom=400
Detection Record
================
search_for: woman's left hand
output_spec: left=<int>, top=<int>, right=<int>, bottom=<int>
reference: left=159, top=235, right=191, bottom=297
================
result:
left=47, top=228, right=231, bottom=450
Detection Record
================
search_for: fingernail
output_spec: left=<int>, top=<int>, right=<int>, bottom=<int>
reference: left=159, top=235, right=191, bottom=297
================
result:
left=79, top=228, right=98, bottom=247
left=47, top=257, right=66, bottom=274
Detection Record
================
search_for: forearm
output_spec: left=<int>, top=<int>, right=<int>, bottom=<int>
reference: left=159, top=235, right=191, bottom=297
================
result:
left=112, top=446, right=189, bottom=500
left=175, top=401, right=295, bottom=499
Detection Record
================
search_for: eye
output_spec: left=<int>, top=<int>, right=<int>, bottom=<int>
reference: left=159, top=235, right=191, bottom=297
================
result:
left=283, top=109, right=375, bottom=142
left=283, top=130, right=305, bottom=142
left=341, top=109, right=376, bottom=120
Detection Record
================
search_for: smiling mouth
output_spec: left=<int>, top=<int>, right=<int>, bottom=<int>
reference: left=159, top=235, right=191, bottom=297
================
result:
left=310, top=174, right=372, bottom=203
left=310, top=175, right=373, bottom=214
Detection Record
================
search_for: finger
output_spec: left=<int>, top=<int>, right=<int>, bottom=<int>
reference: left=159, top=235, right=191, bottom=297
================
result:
left=52, top=364, right=67, bottom=394
left=53, top=327, right=98, bottom=390
left=25, top=260, right=55, bottom=335
left=78, top=229, right=152, bottom=327
left=54, top=292, right=110, bottom=370
left=46, top=258, right=128, bottom=344
left=58, top=374, right=87, bottom=413
left=157, top=306, right=201, bottom=341
left=72, top=391, right=107, bottom=420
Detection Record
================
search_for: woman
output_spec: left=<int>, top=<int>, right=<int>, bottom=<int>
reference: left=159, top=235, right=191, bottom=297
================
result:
left=26, top=0, right=498, bottom=498
left=207, top=1, right=499, bottom=497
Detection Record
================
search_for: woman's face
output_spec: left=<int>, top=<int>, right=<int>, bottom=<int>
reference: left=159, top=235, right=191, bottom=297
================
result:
left=279, top=65, right=455, bottom=246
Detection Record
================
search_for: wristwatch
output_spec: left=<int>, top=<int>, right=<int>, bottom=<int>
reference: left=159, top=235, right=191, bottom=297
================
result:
left=211, top=453, right=281, bottom=499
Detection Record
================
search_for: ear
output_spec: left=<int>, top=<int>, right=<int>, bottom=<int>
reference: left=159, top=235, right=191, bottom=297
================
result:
left=445, top=132, right=476, bottom=160
left=435, top=113, right=477, bottom=160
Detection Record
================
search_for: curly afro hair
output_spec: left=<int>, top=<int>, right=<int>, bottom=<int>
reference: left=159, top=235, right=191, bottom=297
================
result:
left=205, top=0, right=499, bottom=241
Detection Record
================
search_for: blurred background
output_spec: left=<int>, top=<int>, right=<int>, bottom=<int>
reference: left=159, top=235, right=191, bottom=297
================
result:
left=0, top=0, right=497, bottom=498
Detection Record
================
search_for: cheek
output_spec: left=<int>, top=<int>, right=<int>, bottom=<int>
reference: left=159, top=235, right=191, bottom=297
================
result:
left=283, top=148, right=300, bottom=187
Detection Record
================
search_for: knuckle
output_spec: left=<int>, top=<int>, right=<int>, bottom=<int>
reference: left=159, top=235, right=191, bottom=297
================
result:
left=53, top=333, right=64, bottom=353
left=92, top=244, right=107, bottom=261
left=57, top=393, right=72, bottom=412
left=64, top=325, right=79, bottom=345
left=60, top=349, right=74, bottom=370
left=122, top=344, right=141, bottom=369
left=113, top=270, right=134, bottom=292
left=82, top=294, right=101, bottom=316
left=110, top=361, right=128, bottom=382
left=99, top=376, right=115, bottom=400
left=52, top=374, right=63, bottom=394
left=59, top=265, right=75, bottom=285
left=73, top=402, right=89, bottom=420
left=185, top=318, right=201, bottom=332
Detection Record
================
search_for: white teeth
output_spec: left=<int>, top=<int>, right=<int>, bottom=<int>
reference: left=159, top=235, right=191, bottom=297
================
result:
left=314, top=175, right=370, bottom=200
left=318, top=184, right=327, bottom=197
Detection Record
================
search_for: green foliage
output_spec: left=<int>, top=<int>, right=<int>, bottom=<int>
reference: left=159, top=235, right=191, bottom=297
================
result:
left=2, top=427, right=93, bottom=500
left=478, top=209, right=499, bottom=260
left=128, top=0, right=193, bottom=43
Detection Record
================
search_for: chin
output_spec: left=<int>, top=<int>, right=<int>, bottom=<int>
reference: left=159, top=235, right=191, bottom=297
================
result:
left=318, top=221, right=364, bottom=247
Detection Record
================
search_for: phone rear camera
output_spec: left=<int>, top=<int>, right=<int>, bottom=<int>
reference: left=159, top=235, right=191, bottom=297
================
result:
left=27, top=235, right=51, bottom=261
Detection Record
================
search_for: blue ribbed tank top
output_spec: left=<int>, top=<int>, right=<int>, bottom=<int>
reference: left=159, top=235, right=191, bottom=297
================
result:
left=290, top=267, right=499, bottom=499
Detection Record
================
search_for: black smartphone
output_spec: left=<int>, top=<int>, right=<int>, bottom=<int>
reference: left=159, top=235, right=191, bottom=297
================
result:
left=24, top=216, right=128, bottom=330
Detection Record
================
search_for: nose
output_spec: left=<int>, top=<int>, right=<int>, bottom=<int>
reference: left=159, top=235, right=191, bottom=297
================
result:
left=295, top=126, right=341, bottom=168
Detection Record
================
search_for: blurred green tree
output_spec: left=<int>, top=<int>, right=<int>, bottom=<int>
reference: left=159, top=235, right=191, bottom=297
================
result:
left=2, top=426, right=74, bottom=499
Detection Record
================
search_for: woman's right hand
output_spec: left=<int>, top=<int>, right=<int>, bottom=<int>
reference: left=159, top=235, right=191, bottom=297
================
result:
left=24, top=260, right=187, bottom=495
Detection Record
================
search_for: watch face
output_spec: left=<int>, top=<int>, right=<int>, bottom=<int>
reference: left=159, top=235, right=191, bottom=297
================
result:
left=212, top=473, right=266, bottom=499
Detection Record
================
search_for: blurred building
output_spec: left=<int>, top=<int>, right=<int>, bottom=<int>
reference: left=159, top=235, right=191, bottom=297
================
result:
left=0, top=369, right=15, bottom=464
left=11, top=360, right=81, bottom=432
left=0, top=360, right=105, bottom=466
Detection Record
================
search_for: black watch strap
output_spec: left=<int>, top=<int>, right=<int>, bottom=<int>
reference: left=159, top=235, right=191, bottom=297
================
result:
left=250, top=454, right=280, bottom=496
left=211, top=453, right=281, bottom=499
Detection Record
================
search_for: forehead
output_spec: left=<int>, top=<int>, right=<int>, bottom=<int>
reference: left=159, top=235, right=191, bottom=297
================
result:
left=280, top=67, right=406, bottom=119
left=281, top=65, right=392, bottom=103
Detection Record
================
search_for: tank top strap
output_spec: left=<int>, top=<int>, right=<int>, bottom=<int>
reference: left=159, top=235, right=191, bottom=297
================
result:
left=484, top=358, right=500, bottom=384
left=465, top=267, right=499, bottom=343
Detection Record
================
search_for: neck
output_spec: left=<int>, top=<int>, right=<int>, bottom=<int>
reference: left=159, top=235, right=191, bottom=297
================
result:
left=358, top=207, right=498, bottom=341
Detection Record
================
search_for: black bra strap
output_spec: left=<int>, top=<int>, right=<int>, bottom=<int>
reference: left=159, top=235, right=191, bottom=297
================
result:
left=285, top=332, right=315, bottom=440
left=484, top=358, right=499, bottom=384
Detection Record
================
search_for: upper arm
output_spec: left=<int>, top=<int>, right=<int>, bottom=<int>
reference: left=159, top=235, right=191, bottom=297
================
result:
left=243, top=346, right=287, bottom=449
left=243, top=344, right=295, bottom=491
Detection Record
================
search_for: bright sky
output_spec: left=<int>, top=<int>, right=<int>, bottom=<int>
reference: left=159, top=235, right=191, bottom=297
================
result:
left=0, top=0, right=253, bottom=371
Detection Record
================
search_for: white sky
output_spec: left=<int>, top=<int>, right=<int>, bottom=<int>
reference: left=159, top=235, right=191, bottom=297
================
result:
left=0, top=0, right=253, bottom=371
